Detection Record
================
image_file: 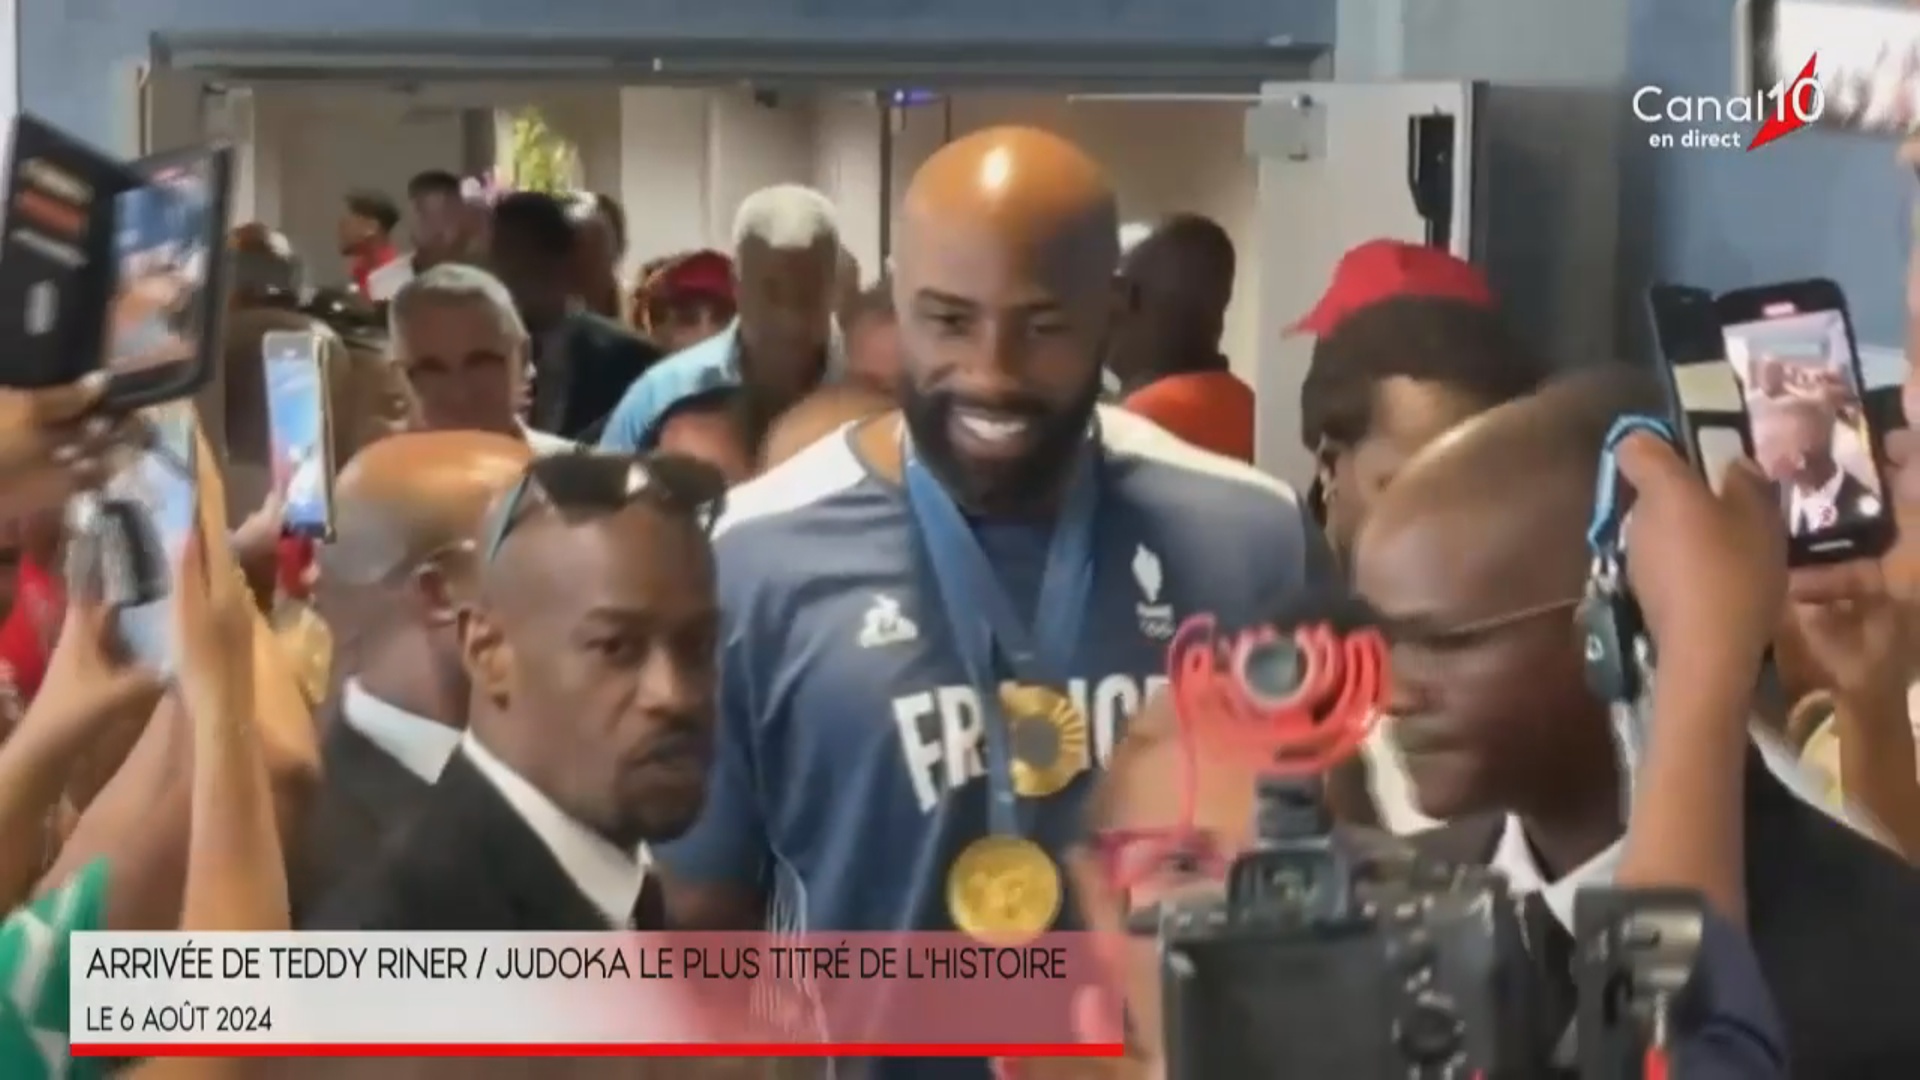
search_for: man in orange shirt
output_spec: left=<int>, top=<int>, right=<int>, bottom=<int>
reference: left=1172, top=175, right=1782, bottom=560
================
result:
left=1110, top=215, right=1255, bottom=461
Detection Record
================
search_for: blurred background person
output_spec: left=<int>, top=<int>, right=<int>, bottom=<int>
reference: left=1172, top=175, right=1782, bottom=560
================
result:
left=565, top=191, right=630, bottom=322
left=405, top=169, right=477, bottom=273
left=633, top=249, right=736, bottom=355
left=389, top=264, right=572, bottom=455
left=338, top=190, right=402, bottom=299
left=840, top=278, right=901, bottom=397
left=488, top=192, right=662, bottom=439
left=598, top=184, right=843, bottom=455
left=1109, top=214, right=1250, bottom=461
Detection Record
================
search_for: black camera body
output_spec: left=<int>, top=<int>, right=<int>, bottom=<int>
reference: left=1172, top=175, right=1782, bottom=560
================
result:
left=1154, top=777, right=1541, bottom=1079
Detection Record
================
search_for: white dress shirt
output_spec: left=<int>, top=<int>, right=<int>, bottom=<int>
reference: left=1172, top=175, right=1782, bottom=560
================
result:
left=1789, top=468, right=1846, bottom=535
left=518, top=422, right=576, bottom=457
left=364, top=255, right=415, bottom=302
left=341, top=679, right=460, bottom=783
left=459, top=734, right=648, bottom=928
left=1363, top=719, right=1439, bottom=835
left=1488, top=815, right=1624, bottom=929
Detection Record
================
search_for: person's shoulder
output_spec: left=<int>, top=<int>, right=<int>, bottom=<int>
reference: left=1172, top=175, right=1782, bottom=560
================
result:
left=713, top=427, right=874, bottom=548
left=300, top=812, right=491, bottom=931
left=629, top=330, right=737, bottom=399
left=1099, top=404, right=1301, bottom=523
left=573, top=311, right=662, bottom=361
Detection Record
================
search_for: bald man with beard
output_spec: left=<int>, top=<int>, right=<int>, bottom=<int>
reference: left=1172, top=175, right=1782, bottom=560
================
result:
left=1355, top=367, right=1920, bottom=1077
left=290, top=430, right=531, bottom=918
left=656, top=127, right=1325, bottom=1080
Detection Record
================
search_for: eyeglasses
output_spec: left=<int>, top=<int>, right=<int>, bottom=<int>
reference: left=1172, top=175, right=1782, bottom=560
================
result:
left=482, top=451, right=727, bottom=562
left=1378, top=596, right=1583, bottom=671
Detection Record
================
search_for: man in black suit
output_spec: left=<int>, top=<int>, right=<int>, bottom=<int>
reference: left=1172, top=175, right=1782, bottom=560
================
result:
left=490, top=192, right=663, bottom=438
left=291, top=430, right=533, bottom=918
left=308, top=452, right=724, bottom=931
left=1753, top=393, right=1882, bottom=537
left=1350, top=368, right=1920, bottom=1077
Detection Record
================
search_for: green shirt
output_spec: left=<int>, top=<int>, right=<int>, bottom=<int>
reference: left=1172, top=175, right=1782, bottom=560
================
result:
left=0, top=859, right=108, bottom=1080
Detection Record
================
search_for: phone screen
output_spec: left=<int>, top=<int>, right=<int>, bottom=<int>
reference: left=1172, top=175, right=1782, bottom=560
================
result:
left=1721, top=300, right=1889, bottom=555
left=104, top=158, right=213, bottom=376
left=263, top=331, right=334, bottom=539
left=101, top=404, right=197, bottom=674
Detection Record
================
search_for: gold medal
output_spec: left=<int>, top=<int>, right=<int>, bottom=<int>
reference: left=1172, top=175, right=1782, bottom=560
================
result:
left=946, top=835, right=1063, bottom=944
left=999, top=681, right=1091, bottom=798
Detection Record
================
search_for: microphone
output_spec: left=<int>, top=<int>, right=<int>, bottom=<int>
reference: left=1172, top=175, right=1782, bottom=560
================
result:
left=1165, top=589, right=1389, bottom=776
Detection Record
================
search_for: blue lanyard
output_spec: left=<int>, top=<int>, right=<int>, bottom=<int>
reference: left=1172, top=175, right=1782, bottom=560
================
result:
left=902, top=437, right=1102, bottom=838
left=1587, top=414, right=1678, bottom=556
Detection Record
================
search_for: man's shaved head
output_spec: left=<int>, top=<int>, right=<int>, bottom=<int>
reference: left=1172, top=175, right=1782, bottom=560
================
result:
left=893, top=127, right=1120, bottom=513
left=1353, top=366, right=1667, bottom=823
left=1109, top=214, right=1236, bottom=386
left=323, top=430, right=533, bottom=587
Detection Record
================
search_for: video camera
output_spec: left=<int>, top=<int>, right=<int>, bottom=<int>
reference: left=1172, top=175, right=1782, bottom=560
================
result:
left=1151, top=604, right=1711, bottom=1079
left=1149, top=773, right=1539, bottom=1078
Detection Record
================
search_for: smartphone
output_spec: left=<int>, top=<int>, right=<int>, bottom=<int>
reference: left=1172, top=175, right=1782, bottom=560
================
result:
left=262, top=330, right=336, bottom=540
left=97, top=403, right=198, bottom=675
left=1645, top=283, right=1748, bottom=464
left=1743, top=0, right=1920, bottom=138
left=1717, top=278, right=1893, bottom=564
left=0, top=115, right=140, bottom=389
left=103, top=146, right=233, bottom=407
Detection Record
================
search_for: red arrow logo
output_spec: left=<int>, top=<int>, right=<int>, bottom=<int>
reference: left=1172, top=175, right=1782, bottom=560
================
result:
left=1748, top=55, right=1819, bottom=151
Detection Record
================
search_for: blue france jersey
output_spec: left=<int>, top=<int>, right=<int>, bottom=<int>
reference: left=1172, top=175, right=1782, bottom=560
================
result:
left=658, top=405, right=1333, bottom=940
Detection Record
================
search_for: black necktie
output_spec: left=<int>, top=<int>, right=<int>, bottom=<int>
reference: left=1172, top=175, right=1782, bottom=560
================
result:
left=630, top=876, right=665, bottom=930
left=1521, top=892, right=1579, bottom=1061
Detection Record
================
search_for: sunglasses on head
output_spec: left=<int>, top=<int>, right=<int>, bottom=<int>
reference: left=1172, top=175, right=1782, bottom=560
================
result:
left=482, top=451, right=727, bottom=562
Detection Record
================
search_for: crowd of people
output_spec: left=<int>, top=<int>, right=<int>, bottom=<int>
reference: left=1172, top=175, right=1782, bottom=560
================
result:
left=1, top=118, right=1920, bottom=1078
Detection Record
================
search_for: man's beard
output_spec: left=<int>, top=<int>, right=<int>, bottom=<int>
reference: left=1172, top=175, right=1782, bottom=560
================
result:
left=901, top=375, right=1102, bottom=517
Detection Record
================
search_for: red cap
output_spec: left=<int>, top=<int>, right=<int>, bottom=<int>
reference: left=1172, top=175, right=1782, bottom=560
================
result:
left=655, top=250, right=734, bottom=305
left=1288, top=240, right=1494, bottom=337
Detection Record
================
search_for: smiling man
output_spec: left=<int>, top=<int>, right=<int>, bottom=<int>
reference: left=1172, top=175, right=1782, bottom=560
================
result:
left=653, top=127, right=1328, bottom=1080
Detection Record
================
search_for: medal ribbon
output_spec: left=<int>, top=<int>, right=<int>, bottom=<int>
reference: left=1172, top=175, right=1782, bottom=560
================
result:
left=903, top=433, right=1101, bottom=838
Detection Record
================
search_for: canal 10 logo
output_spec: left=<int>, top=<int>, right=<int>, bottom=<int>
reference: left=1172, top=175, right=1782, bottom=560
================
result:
left=1632, top=60, right=1825, bottom=151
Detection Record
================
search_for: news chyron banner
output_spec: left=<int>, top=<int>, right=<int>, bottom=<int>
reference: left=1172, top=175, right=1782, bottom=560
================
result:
left=69, top=933, right=1122, bottom=1058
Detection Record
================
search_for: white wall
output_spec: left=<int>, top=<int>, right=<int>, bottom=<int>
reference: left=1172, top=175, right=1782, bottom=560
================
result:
left=250, top=84, right=620, bottom=289
left=239, top=86, right=1256, bottom=375
left=890, top=95, right=1260, bottom=381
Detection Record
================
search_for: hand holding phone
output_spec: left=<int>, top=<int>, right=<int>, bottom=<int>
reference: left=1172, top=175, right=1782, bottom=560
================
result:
left=0, top=114, right=231, bottom=407
left=261, top=330, right=336, bottom=541
left=92, top=403, right=199, bottom=675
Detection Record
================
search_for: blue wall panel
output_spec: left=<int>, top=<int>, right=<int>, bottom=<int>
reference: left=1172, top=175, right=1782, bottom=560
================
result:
left=1623, top=0, right=1908, bottom=346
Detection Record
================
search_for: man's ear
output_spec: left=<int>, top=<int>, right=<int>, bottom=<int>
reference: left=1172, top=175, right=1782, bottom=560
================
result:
left=1312, top=440, right=1342, bottom=507
left=456, top=605, right=514, bottom=704
left=412, top=563, right=461, bottom=628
